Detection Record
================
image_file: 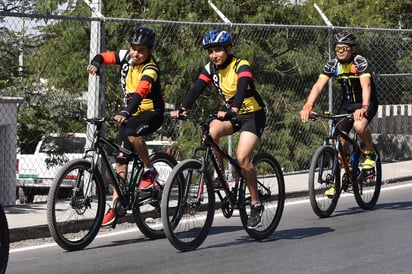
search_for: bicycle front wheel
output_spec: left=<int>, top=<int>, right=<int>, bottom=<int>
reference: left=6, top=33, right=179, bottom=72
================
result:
left=308, top=146, right=340, bottom=218
left=161, top=159, right=215, bottom=252
left=47, top=159, right=106, bottom=251
left=133, top=152, right=177, bottom=239
left=0, top=204, right=9, bottom=274
left=353, top=147, right=382, bottom=209
left=239, top=153, right=285, bottom=240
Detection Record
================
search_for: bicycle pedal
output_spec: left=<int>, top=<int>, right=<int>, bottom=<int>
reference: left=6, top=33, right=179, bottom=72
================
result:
left=362, top=169, right=375, bottom=179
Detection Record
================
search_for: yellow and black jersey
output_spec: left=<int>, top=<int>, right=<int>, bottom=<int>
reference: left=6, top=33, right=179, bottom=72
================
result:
left=98, top=50, right=164, bottom=115
left=320, top=54, right=378, bottom=104
left=182, top=55, right=264, bottom=115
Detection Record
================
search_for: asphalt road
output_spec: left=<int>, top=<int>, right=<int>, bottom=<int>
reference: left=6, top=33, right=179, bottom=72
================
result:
left=7, top=182, right=412, bottom=274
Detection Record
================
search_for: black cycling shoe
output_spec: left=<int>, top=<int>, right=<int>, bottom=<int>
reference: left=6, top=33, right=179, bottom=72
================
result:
left=247, top=204, right=264, bottom=229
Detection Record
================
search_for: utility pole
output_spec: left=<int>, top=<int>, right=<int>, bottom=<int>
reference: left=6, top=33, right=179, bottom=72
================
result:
left=314, top=3, right=334, bottom=114
left=84, top=0, right=103, bottom=144
left=207, top=1, right=236, bottom=177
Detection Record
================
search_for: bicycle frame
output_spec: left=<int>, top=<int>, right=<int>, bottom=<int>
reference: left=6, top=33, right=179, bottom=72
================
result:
left=82, top=118, right=143, bottom=211
left=317, top=113, right=369, bottom=185
left=189, top=115, right=246, bottom=208
left=308, top=112, right=382, bottom=218
left=334, top=128, right=361, bottom=183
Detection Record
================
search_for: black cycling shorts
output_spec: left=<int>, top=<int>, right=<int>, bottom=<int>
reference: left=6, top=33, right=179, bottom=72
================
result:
left=116, top=111, right=163, bottom=164
left=232, top=109, right=266, bottom=138
left=337, top=102, right=378, bottom=133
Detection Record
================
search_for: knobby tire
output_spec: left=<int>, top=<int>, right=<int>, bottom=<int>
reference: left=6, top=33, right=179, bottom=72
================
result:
left=0, top=204, right=9, bottom=274
left=133, top=152, right=177, bottom=239
left=308, top=146, right=340, bottom=218
left=161, top=159, right=215, bottom=252
left=239, top=152, right=285, bottom=239
left=47, top=159, right=106, bottom=251
left=353, top=147, right=382, bottom=209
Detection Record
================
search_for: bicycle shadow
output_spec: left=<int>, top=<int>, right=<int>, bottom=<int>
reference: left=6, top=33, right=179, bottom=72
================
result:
left=202, top=225, right=334, bottom=250
left=326, top=200, right=412, bottom=218
left=79, top=234, right=151, bottom=251
left=374, top=201, right=412, bottom=210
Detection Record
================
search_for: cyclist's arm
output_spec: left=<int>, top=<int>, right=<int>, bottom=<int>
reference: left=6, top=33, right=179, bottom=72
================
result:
left=231, top=64, right=252, bottom=112
left=87, top=50, right=125, bottom=75
left=353, top=75, right=372, bottom=120
left=181, top=72, right=210, bottom=109
left=170, top=72, right=209, bottom=119
left=300, top=75, right=329, bottom=122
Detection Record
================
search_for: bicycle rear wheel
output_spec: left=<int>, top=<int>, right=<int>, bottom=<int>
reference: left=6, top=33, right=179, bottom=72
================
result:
left=239, top=152, right=285, bottom=239
left=308, top=146, right=340, bottom=218
left=161, top=159, right=215, bottom=252
left=0, top=204, right=9, bottom=274
left=47, top=159, right=106, bottom=251
left=353, top=147, right=382, bottom=209
left=133, top=152, right=177, bottom=239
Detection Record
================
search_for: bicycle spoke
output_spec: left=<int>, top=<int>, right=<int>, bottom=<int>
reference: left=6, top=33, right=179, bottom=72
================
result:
left=240, top=153, right=285, bottom=240
left=309, top=146, right=339, bottom=218
left=353, top=149, right=382, bottom=209
left=161, top=159, right=215, bottom=251
left=47, top=160, right=105, bottom=251
left=133, top=152, right=177, bottom=239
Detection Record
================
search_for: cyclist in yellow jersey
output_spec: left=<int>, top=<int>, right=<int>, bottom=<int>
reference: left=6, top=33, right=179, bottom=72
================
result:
left=87, top=26, right=165, bottom=226
left=171, top=30, right=266, bottom=229
left=300, top=31, right=378, bottom=196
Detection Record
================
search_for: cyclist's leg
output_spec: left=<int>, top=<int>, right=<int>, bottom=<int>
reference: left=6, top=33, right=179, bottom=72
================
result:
left=235, top=111, right=265, bottom=205
left=237, top=131, right=260, bottom=203
left=126, top=111, right=163, bottom=189
left=102, top=129, right=130, bottom=227
left=126, top=111, right=163, bottom=167
left=353, top=102, right=378, bottom=169
left=236, top=110, right=266, bottom=228
left=208, top=118, right=233, bottom=180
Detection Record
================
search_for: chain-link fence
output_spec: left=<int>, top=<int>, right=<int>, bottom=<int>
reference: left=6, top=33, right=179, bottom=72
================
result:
left=1, top=11, right=411, bottom=204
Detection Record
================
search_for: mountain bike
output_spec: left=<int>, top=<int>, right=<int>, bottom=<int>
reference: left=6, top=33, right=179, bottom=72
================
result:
left=308, top=112, right=382, bottom=218
left=161, top=114, right=285, bottom=251
left=0, top=203, right=9, bottom=274
left=47, top=117, right=177, bottom=251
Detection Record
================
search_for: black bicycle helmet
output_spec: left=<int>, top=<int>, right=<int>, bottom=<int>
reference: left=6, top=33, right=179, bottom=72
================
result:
left=129, top=26, right=156, bottom=47
left=202, top=30, right=233, bottom=49
left=334, top=31, right=357, bottom=46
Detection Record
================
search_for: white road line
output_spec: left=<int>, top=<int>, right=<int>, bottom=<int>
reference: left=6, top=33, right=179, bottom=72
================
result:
left=10, top=182, right=412, bottom=253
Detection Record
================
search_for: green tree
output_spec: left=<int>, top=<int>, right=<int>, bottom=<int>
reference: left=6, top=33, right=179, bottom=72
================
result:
left=3, top=0, right=410, bottom=169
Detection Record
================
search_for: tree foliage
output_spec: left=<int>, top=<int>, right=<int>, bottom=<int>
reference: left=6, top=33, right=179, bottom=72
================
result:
left=1, top=0, right=410, bottom=168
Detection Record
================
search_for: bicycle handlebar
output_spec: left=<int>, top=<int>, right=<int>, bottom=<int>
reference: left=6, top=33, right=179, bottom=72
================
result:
left=309, top=112, right=353, bottom=121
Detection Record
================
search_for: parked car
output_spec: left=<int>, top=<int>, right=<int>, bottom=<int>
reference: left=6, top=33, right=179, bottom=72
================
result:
left=16, top=135, right=176, bottom=203
left=16, top=133, right=87, bottom=203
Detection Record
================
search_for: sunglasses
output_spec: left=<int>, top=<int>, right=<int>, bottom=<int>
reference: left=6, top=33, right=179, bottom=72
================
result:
left=335, top=46, right=351, bottom=52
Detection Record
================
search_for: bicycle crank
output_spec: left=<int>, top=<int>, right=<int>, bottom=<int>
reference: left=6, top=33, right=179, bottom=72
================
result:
left=221, top=197, right=234, bottom=218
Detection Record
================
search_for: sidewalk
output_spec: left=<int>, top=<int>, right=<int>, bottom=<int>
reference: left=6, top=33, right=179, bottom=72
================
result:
left=5, top=160, right=412, bottom=242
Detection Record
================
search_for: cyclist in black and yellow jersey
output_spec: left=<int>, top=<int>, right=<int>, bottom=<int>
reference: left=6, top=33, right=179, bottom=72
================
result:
left=171, top=29, right=266, bottom=229
left=87, top=26, right=165, bottom=226
left=300, top=31, right=379, bottom=196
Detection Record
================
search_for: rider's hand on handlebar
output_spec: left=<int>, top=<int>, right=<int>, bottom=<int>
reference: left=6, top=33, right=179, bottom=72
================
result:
left=300, top=109, right=313, bottom=122
left=353, top=107, right=367, bottom=121
left=170, top=107, right=187, bottom=119
left=217, top=110, right=237, bottom=121
left=114, top=110, right=129, bottom=124
left=300, top=102, right=313, bottom=123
